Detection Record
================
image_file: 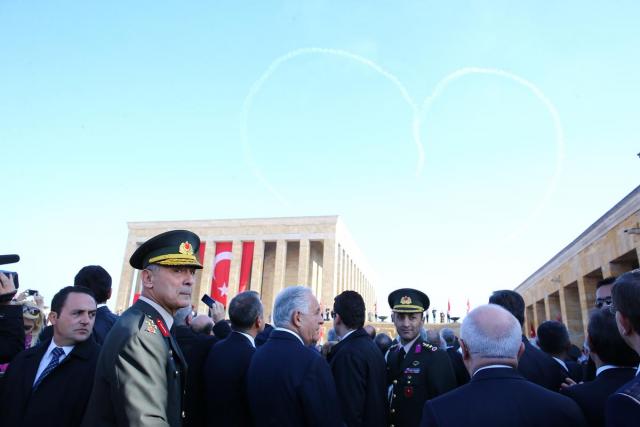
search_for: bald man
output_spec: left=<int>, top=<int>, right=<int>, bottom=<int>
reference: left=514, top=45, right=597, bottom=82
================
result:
left=420, top=304, right=587, bottom=427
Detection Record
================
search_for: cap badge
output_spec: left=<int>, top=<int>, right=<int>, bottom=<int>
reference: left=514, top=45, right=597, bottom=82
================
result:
left=400, top=296, right=412, bottom=305
left=179, top=241, right=194, bottom=255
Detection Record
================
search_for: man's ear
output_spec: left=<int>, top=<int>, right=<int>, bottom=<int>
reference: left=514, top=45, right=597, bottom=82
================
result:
left=141, top=269, right=154, bottom=289
left=460, top=338, right=471, bottom=361
left=291, top=310, right=302, bottom=328
left=517, top=342, right=525, bottom=359
left=48, top=311, right=58, bottom=326
left=616, top=311, right=633, bottom=336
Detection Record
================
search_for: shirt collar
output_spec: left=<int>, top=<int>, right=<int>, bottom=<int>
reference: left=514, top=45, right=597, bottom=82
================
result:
left=340, top=329, right=356, bottom=341
left=597, top=365, right=628, bottom=376
left=473, top=364, right=512, bottom=376
left=401, top=335, right=420, bottom=354
left=274, top=327, right=304, bottom=345
left=47, top=338, right=74, bottom=360
left=139, top=296, right=174, bottom=330
left=236, top=331, right=256, bottom=348
left=552, top=357, right=569, bottom=372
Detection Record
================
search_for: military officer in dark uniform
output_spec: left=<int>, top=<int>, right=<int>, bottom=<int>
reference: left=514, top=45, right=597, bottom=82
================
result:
left=386, top=288, right=456, bottom=427
left=82, top=230, right=202, bottom=427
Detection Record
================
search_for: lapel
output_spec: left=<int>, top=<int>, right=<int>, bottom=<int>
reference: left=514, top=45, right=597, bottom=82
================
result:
left=22, top=340, right=49, bottom=398
left=400, top=337, right=423, bottom=370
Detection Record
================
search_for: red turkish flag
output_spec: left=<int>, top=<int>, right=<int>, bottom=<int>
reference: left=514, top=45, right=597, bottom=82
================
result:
left=211, top=242, right=232, bottom=306
left=238, top=242, right=254, bottom=293
left=466, top=298, right=470, bottom=314
left=447, top=299, right=451, bottom=315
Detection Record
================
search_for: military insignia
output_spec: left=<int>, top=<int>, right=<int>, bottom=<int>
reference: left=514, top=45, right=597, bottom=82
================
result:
left=155, top=318, right=170, bottom=337
left=145, top=319, right=158, bottom=334
left=412, top=360, right=420, bottom=366
left=179, top=241, right=194, bottom=255
left=404, top=367, right=421, bottom=374
left=404, top=386, right=414, bottom=398
left=400, top=296, right=412, bottom=305
left=415, top=344, right=422, bottom=354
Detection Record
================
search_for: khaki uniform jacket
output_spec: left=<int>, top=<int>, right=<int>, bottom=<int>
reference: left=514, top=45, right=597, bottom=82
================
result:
left=82, top=299, right=187, bottom=427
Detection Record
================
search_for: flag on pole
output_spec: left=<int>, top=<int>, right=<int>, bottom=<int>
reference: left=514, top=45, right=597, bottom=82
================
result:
left=238, top=242, right=254, bottom=293
left=211, top=242, right=232, bottom=306
left=447, top=298, right=451, bottom=315
left=466, top=298, right=470, bottom=314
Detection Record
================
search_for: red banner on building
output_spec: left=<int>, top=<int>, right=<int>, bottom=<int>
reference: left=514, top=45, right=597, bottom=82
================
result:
left=239, top=242, right=254, bottom=293
left=198, top=242, right=206, bottom=265
left=211, top=242, right=232, bottom=306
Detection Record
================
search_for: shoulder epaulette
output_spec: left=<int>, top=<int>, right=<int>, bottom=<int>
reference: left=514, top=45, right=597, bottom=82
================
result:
left=422, top=342, right=438, bottom=352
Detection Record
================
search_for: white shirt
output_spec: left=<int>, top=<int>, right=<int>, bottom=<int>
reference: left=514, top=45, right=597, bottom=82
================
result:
left=473, top=364, right=513, bottom=377
left=33, top=339, right=74, bottom=385
left=597, top=365, right=629, bottom=377
left=552, top=356, right=569, bottom=372
left=237, top=331, right=256, bottom=348
left=340, top=329, right=356, bottom=341
left=139, top=296, right=174, bottom=330
left=274, top=327, right=305, bottom=345
left=400, top=336, right=420, bottom=354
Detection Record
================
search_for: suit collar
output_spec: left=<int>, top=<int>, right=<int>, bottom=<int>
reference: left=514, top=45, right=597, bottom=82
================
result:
left=471, top=366, right=521, bottom=382
left=270, top=329, right=305, bottom=346
left=232, top=330, right=256, bottom=347
left=138, top=296, right=173, bottom=329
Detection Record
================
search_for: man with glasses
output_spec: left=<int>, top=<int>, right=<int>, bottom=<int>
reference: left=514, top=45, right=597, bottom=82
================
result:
left=82, top=230, right=201, bottom=427
left=605, top=270, right=640, bottom=426
left=595, top=276, right=616, bottom=309
left=247, top=285, right=343, bottom=427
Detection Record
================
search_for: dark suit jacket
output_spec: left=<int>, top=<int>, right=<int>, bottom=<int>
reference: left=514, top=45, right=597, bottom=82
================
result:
left=562, top=367, right=636, bottom=427
left=0, top=304, right=25, bottom=363
left=420, top=367, right=587, bottom=427
left=0, top=337, right=100, bottom=427
left=605, top=375, right=640, bottom=427
left=327, top=328, right=388, bottom=427
left=445, top=347, right=470, bottom=386
left=518, top=337, right=566, bottom=391
left=92, top=305, right=119, bottom=344
left=174, top=322, right=229, bottom=427
left=255, top=323, right=274, bottom=346
left=247, top=329, right=343, bottom=427
left=204, top=331, right=256, bottom=427
left=387, top=338, right=457, bottom=427
left=81, top=300, right=187, bottom=427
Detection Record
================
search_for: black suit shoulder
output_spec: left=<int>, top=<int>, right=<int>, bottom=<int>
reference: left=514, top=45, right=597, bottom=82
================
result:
left=0, top=304, right=26, bottom=363
left=606, top=375, right=640, bottom=426
left=518, top=338, right=565, bottom=391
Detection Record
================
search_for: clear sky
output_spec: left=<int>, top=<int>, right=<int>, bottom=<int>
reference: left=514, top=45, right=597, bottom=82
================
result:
left=1, top=1, right=638, bottom=318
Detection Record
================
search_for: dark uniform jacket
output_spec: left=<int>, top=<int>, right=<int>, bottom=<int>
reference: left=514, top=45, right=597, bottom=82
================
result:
left=81, top=299, right=187, bottom=427
left=327, top=328, right=388, bottom=427
left=605, top=374, right=640, bottom=427
left=562, top=367, right=636, bottom=427
left=93, top=305, right=119, bottom=344
left=247, top=329, right=344, bottom=427
left=0, top=337, right=100, bottom=427
left=204, top=331, right=256, bottom=427
left=0, top=304, right=25, bottom=363
left=420, top=367, right=587, bottom=427
left=518, top=336, right=566, bottom=391
left=386, top=337, right=457, bottom=427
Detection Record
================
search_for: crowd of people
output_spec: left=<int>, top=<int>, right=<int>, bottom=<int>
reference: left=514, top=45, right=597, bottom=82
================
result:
left=1, top=229, right=639, bottom=427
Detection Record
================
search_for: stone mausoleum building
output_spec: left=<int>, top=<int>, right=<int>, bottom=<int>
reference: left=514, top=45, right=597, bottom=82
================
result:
left=515, top=185, right=640, bottom=345
left=115, top=216, right=377, bottom=322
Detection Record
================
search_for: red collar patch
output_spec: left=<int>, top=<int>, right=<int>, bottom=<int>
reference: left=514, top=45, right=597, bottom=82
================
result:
left=155, top=318, right=170, bottom=337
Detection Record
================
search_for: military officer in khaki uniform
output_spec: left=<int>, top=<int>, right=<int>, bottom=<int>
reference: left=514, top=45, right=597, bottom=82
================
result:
left=386, top=288, right=456, bottom=427
left=82, top=230, right=202, bottom=427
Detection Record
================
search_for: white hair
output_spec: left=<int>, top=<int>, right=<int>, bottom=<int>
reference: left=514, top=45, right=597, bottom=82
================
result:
left=460, top=304, right=522, bottom=359
left=272, top=286, right=313, bottom=328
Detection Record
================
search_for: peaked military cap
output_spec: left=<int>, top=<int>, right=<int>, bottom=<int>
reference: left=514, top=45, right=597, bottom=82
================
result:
left=388, top=288, right=430, bottom=313
left=130, top=230, right=203, bottom=270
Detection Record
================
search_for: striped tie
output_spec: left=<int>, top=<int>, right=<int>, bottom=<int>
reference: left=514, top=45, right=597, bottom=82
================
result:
left=33, top=347, right=65, bottom=390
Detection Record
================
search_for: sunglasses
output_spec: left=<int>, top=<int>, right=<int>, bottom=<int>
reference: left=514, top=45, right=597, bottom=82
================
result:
left=22, top=305, right=41, bottom=316
left=595, top=297, right=612, bottom=309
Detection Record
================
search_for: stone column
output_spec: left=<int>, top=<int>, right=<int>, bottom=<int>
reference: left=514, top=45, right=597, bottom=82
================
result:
left=272, top=239, right=287, bottom=297
left=576, top=278, right=589, bottom=337
left=115, top=237, right=139, bottom=312
left=321, top=239, right=337, bottom=311
left=298, top=239, right=310, bottom=285
left=558, top=286, right=568, bottom=328
left=544, top=296, right=551, bottom=320
left=250, top=240, right=264, bottom=293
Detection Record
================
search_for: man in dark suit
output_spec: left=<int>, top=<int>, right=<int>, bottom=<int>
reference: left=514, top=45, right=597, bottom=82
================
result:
left=440, top=328, right=470, bottom=386
left=490, top=290, right=566, bottom=391
left=247, top=285, right=343, bottom=427
left=204, top=291, right=264, bottom=427
left=561, top=308, right=639, bottom=427
left=74, top=265, right=118, bottom=344
left=386, top=288, right=457, bottom=427
left=537, top=320, right=583, bottom=383
left=82, top=230, right=201, bottom=427
left=173, top=302, right=230, bottom=427
left=327, top=291, right=387, bottom=427
left=420, top=304, right=587, bottom=427
left=605, top=270, right=640, bottom=426
left=0, top=286, right=100, bottom=427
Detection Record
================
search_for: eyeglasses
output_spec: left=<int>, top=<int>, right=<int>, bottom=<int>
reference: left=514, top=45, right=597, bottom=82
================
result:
left=608, top=302, right=617, bottom=315
left=595, top=297, right=612, bottom=309
left=22, top=305, right=41, bottom=316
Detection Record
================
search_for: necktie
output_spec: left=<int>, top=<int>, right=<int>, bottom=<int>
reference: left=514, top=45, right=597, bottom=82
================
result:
left=33, top=347, right=65, bottom=390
